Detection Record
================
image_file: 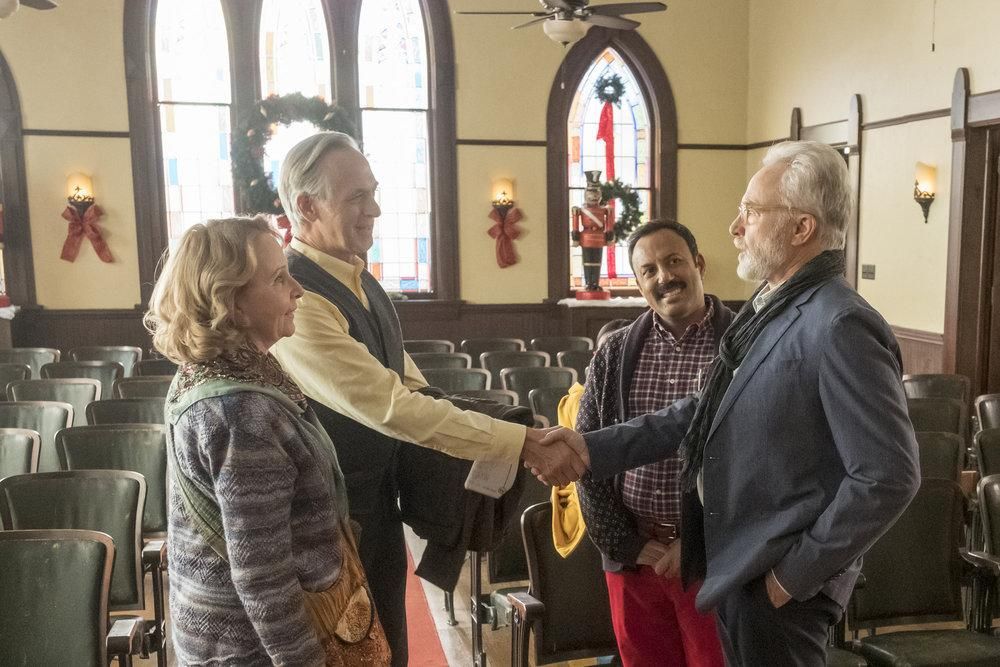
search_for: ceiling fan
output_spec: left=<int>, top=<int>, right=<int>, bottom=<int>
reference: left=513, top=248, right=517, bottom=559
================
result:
left=0, top=0, right=58, bottom=20
left=458, top=1, right=667, bottom=45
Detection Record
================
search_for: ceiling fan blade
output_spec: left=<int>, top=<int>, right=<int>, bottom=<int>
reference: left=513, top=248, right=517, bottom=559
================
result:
left=512, top=15, right=553, bottom=30
left=21, top=0, right=58, bottom=9
left=456, top=11, right=548, bottom=15
left=584, top=14, right=641, bottom=30
left=589, top=2, right=666, bottom=16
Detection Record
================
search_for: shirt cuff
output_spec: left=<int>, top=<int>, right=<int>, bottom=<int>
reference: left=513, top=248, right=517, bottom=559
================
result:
left=770, top=568, right=792, bottom=598
left=490, top=420, right=526, bottom=466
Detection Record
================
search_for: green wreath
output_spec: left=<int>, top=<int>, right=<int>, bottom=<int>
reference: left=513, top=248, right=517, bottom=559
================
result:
left=594, top=74, right=625, bottom=107
left=231, top=93, right=356, bottom=215
left=600, top=178, right=644, bottom=243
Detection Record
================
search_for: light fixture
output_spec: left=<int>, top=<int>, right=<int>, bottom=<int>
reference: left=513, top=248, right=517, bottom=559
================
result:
left=543, top=18, right=590, bottom=45
left=491, top=178, right=515, bottom=218
left=913, top=161, right=936, bottom=224
left=61, top=172, right=113, bottom=264
left=66, top=172, right=95, bottom=216
left=488, top=178, right=521, bottom=269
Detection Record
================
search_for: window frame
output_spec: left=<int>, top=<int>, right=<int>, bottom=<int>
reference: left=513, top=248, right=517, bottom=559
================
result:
left=125, top=0, right=458, bottom=304
left=545, top=28, right=677, bottom=301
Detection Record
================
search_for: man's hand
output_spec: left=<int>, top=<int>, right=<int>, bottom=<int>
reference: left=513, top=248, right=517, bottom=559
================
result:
left=652, top=539, right=681, bottom=579
left=765, top=569, right=792, bottom=608
left=636, top=540, right=670, bottom=568
left=520, top=427, right=587, bottom=486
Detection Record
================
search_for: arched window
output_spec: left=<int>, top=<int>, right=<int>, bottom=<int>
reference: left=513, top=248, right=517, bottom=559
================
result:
left=358, top=0, right=433, bottom=293
left=567, top=48, right=651, bottom=292
left=154, top=0, right=234, bottom=245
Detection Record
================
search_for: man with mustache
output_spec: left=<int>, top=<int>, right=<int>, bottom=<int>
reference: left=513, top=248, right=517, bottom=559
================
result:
left=543, top=141, right=919, bottom=665
left=577, top=220, right=731, bottom=666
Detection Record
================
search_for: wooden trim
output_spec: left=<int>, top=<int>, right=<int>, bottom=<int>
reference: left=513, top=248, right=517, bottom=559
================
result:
left=22, top=129, right=130, bottom=138
left=677, top=143, right=747, bottom=151
left=892, top=325, right=944, bottom=345
left=545, top=28, right=678, bottom=302
left=892, top=325, right=944, bottom=375
left=862, top=108, right=950, bottom=131
left=222, top=0, right=263, bottom=215
left=456, top=139, right=547, bottom=147
left=745, top=139, right=786, bottom=150
left=0, top=48, right=37, bottom=306
left=968, top=88, right=1000, bottom=127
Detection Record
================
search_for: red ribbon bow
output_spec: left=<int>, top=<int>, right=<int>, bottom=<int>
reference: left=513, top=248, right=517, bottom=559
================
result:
left=60, top=204, right=113, bottom=263
left=275, top=214, right=293, bottom=247
left=487, top=207, right=522, bottom=269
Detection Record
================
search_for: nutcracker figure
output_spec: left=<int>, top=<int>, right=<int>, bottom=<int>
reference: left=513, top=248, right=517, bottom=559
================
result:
left=571, top=170, right=614, bottom=300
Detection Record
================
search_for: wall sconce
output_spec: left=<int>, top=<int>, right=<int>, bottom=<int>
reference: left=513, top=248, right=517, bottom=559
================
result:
left=488, top=178, right=521, bottom=269
left=61, top=172, right=113, bottom=263
left=66, top=172, right=96, bottom=216
left=913, top=161, right=936, bottom=224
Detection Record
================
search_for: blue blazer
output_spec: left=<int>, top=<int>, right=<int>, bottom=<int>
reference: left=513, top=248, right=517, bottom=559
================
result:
left=584, top=276, right=920, bottom=611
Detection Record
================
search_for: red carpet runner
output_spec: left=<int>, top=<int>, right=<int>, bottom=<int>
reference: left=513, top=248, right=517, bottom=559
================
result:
left=405, top=547, right=449, bottom=666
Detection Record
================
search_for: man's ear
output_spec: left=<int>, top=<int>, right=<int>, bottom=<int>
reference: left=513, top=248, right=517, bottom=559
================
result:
left=695, top=252, right=706, bottom=276
left=790, top=213, right=818, bottom=246
left=296, top=193, right=316, bottom=225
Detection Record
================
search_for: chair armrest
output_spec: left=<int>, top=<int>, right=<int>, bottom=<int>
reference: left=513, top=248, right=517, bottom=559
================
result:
left=107, top=617, right=143, bottom=657
left=507, top=591, right=544, bottom=624
left=960, top=548, right=1000, bottom=577
left=142, top=540, right=167, bottom=572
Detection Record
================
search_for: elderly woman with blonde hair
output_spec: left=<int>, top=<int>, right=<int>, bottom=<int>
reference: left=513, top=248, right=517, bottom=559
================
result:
left=146, top=216, right=389, bottom=666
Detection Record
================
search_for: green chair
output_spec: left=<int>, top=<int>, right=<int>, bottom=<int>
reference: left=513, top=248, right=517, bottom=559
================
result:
left=915, top=431, right=964, bottom=482
left=976, top=394, right=1000, bottom=431
left=847, top=479, right=1000, bottom=665
left=57, top=424, right=168, bottom=536
left=422, top=368, right=491, bottom=392
left=41, top=361, right=123, bottom=398
left=0, top=347, right=60, bottom=378
left=0, top=428, right=40, bottom=479
left=902, top=373, right=971, bottom=403
left=501, top=367, right=577, bottom=407
left=114, top=376, right=173, bottom=399
left=410, top=352, right=473, bottom=370
left=70, top=346, right=143, bottom=377
left=481, top=351, right=550, bottom=378
left=453, top=389, right=519, bottom=406
left=86, top=398, right=165, bottom=425
left=530, top=336, right=593, bottom=356
left=508, top=502, right=618, bottom=666
left=404, top=339, right=455, bottom=354
left=975, top=429, right=1000, bottom=477
left=134, top=358, right=179, bottom=377
left=556, top=350, right=592, bottom=384
left=907, top=397, right=968, bottom=442
left=0, top=401, right=72, bottom=473
left=0, top=470, right=166, bottom=667
left=0, top=529, right=142, bottom=666
left=8, top=378, right=100, bottom=427
left=0, top=362, right=31, bottom=396
left=461, top=338, right=525, bottom=368
left=529, top=387, right=569, bottom=429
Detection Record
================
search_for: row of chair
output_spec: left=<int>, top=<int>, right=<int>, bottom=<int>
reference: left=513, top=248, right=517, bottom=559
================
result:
left=0, top=347, right=177, bottom=379
left=0, top=360, right=175, bottom=397
left=412, top=349, right=593, bottom=380
left=405, top=336, right=593, bottom=364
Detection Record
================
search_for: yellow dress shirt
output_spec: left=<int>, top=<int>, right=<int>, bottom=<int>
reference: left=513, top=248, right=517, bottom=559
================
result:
left=551, top=382, right=587, bottom=558
left=272, top=239, right=524, bottom=466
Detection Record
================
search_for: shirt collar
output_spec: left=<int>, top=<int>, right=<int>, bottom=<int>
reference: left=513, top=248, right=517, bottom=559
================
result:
left=752, top=281, right=785, bottom=313
left=290, top=238, right=365, bottom=287
left=651, top=295, right=714, bottom=343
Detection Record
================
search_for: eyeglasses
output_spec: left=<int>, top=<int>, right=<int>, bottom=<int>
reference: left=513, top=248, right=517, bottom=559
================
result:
left=736, top=203, right=813, bottom=221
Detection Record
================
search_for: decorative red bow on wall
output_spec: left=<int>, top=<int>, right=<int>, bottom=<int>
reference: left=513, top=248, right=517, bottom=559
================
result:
left=275, top=214, right=293, bottom=247
left=487, top=206, right=522, bottom=269
left=60, top=204, right=113, bottom=263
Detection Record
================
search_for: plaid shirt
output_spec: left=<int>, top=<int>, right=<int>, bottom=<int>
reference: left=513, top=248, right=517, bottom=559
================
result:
left=621, top=299, right=717, bottom=524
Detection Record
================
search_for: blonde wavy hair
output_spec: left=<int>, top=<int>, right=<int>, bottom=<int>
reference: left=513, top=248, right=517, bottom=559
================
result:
left=144, top=216, right=277, bottom=364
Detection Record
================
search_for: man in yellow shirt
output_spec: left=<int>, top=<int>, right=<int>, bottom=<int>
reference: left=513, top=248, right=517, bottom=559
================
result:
left=272, top=131, right=587, bottom=665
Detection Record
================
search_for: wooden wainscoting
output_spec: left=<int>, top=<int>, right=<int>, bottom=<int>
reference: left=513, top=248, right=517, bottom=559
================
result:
left=11, top=308, right=150, bottom=352
left=892, top=325, right=944, bottom=374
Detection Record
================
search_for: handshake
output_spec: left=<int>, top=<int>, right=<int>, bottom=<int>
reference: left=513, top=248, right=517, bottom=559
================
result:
left=519, top=426, right=590, bottom=486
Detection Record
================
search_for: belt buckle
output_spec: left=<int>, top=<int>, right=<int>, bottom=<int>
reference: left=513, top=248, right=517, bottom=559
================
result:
left=654, top=522, right=678, bottom=541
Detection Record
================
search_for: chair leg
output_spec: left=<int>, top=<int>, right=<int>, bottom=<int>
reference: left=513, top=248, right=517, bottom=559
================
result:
left=151, top=565, right=167, bottom=667
left=443, top=590, right=458, bottom=626
left=510, top=610, right=530, bottom=667
left=469, top=551, right=487, bottom=667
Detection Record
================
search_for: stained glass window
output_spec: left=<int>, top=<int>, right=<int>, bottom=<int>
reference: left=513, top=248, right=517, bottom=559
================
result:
left=567, top=49, right=652, bottom=292
left=259, top=0, right=331, bottom=100
left=358, top=0, right=432, bottom=294
left=155, top=0, right=234, bottom=245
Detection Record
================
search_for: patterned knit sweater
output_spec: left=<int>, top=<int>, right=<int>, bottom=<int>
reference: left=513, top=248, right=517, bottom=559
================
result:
left=168, top=392, right=342, bottom=666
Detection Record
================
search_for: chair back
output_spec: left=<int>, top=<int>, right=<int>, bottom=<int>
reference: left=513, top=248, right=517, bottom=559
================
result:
left=975, top=429, right=1000, bottom=478
left=481, top=351, right=550, bottom=377
left=0, top=470, right=146, bottom=610
left=0, top=362, right=31, bottom=394
left=86, top=397, right=165, bottom=425
left=849, top=479, right=965, bottom=630
left=976, top=394, right=1000, bottom=431
left=529, top=387, right=569, bottom=428
left=521, top=502, right=618, bottom=663
left=115, top=376, right=173, bottom=399
left=57, top=425, right=168, bottom=535
left=452, top=389, right=519, bottom=406
left=902, top=373, right=971, bottom=403
left=906, top=397, right=968, bottom=439
left=461, top=338, right=525, bottom=367
left=0, top=428, right=40, bottom=479
left=0, top=529, right=114, bottom=666
left=915, top=431, right=963, bottom=482
left=8, top=379, right=100, bottom=427
left=70, top=346, right=142, bottom=377
left=41, top=361, right=123, bottom=397
left=0, top=347, right=60, bottom=378
left=421, top=368, right=491, bottom=392
left=978, top=474, right=1000, bottom=558
left=487, top=474, right=551, bottom=584
left=557, top=350, right=593, bottom=383
left=501, top=367, right=577, bottom=407
left=530, top=336, right=593, bottom=356
left=134, top=358, right=179, bottom=377
left=0, top=402, right=73, bottom=472
left=410, top=352, right=472, bottom=370
left=403, top=339, right=455, bottom=354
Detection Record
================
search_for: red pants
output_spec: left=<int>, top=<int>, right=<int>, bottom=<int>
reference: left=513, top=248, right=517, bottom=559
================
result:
left=605, top=568, right=725, bottom=667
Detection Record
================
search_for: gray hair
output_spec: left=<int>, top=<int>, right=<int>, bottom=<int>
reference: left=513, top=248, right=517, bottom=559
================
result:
left=760, top=140, right=852, bottom=250
left=277, top=131, right=359, bottom=233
